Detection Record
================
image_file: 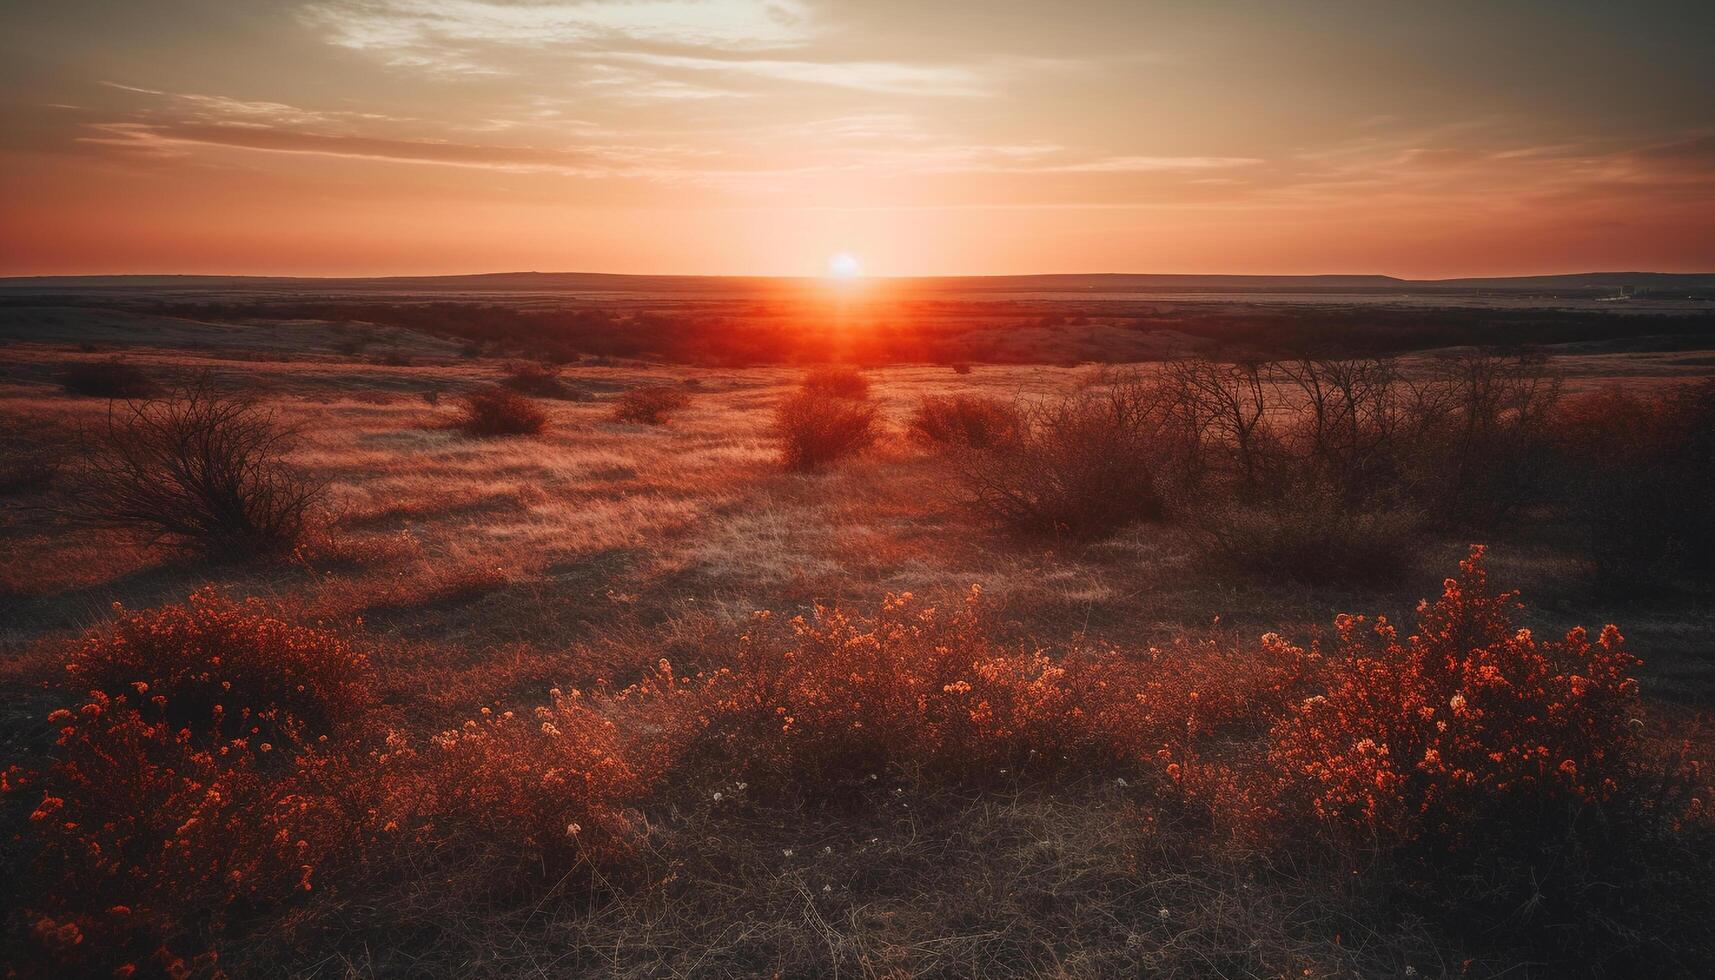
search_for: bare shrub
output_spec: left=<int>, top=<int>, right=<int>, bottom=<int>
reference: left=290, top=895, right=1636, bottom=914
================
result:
left=1159, top=357, right=1275, bottom=496
left=1401, top=349, right=1561, bottom=528
left=1551, top=381, right=1715, bottom=586
left=773, top=388, right=880, bottom=471
left=0, top=433, right=59, bottom=496
left=1182, top=489, right=1421, bottom=584
left=950, top=361, right=974, bottom=375
left=61, top=377, right=323, bottom=557
left=59, top=358, right=157, bottom=399
left=502, top=360, right=572, bottom=398
left=455, top=385, right=548, bottom=437
left=800, top=366, right=870, bottom=399
left=1151, top=352, right=1560, bottom=573
left=611, top=385, right=691, bottom=425
left=1270, top=356, right=1413, bottom=504
left=952, top=375, right=1174, bottom=538
left=908, top=394, right=1020, bottom=450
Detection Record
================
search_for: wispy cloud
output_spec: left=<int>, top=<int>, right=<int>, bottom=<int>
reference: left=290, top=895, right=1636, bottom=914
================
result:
left=101, top=81, right=405, bottom=129
left=1038, top=155, right=1264, bottom=174
left=303, top=0, right=817, bottom=73
left=607, top=51, right=990, bottom=96
left=300, top=0, right=996, bottom=98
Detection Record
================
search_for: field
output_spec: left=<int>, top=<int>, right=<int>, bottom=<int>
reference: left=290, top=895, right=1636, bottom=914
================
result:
left=2, top=283, right=1714, bottom=978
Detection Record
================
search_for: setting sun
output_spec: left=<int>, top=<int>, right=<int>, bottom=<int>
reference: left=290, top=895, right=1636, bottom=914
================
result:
left=827, top=252, right=862, bottom=280
left=2, top=4, right=1713, bottom=978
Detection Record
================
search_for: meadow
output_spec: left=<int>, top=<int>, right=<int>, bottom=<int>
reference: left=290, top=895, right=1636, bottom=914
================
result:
left=2, top=291, right=1713, bottom=978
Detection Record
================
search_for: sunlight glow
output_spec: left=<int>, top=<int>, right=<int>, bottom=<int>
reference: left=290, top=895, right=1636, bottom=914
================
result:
left=827, top=252, right=862, bottom=279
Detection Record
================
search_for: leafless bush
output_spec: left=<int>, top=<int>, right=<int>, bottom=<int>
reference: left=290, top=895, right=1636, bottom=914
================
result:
left=1400, top=349, right=1561, bottom=527
left=908, top=394, right=1021, bottom=450
left=1551, top=380, right=1715, bottom=587
left=612, top=385, right=691, bottom=425
left=1270, top=356, right=1413, bottom=504
left=60, top=378, right=323, bottom=557
left=953, top=375, right=1176, bottom=538
left=1183, top=490, right=1422, bottom=583
left=1158, top=357, right=1275, bottom=497
left=1155, top=351, right=1561, bottom=531
left=454, top=386, right=548, bottom=437
left=60, top=358, right=157, bottom=399
left=800, top=366, right=870, bottom=399
left=0, top=433, right=60, bottom=497
left=501, top=360, right=585, bottom=399
left=773, top=388, right=880, bottom=471
left=950, top=361, right=973, bottom=375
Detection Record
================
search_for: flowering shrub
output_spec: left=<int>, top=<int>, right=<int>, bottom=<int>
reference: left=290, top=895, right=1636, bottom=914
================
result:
left=1266, top=546, right=1646, bottom=843
left=68, top=588, right=376, bottom=749
left=379, top=693, right=653, bottom=884
left=6, top=550, right=1707, bottom=975
left=624, top=589, right=1143, bottom=803
left=1243, top=545, right=1713, bottom=967
left=12, top=591, right=379, bottom=977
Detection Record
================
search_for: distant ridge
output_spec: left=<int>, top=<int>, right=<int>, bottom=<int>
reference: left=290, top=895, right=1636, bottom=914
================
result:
left=3, top=271, right=1714, bottom=294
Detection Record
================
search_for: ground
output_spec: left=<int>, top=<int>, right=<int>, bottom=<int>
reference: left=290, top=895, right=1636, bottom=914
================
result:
left=1, top=301, right=1712, bottom=977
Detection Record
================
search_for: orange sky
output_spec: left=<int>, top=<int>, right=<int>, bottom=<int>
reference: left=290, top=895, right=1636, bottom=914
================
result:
left=3, top=1, right=1713, bottom=278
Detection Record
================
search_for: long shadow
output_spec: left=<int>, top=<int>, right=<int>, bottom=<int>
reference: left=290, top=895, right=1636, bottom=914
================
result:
left=0, top=554, right=311, bottom=644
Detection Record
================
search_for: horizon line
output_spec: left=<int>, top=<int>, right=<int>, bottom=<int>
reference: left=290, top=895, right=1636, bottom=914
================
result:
left=5, top=268, right=1715, bottom=284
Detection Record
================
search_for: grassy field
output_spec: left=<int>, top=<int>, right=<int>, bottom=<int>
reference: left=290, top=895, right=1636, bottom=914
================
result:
left=2, top=305, right=1713, bottom=978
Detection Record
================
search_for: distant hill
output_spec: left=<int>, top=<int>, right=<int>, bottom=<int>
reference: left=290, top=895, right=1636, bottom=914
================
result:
left=3, top=270, right=1713, bottom=295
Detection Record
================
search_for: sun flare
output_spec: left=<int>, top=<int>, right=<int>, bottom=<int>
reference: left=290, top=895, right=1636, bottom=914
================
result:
left=827, top=252, right=862, bottom=280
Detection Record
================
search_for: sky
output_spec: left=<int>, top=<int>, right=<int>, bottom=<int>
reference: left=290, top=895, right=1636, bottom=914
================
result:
left=2, top=0, right=1713, bottom=278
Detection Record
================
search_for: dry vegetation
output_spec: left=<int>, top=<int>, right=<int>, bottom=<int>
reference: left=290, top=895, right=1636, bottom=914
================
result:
left=611, top=385, right=692, bottom=425
left=2, top=309, right=1713, bottom=978
left=453, top=385, right=550, bottom=437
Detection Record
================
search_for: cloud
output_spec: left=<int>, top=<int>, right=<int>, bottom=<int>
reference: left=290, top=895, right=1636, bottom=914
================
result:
left=303, top=0, right=817, bottom=73
left=101, top=81, right=405, bottom=129
left=301, top=0, right=996, bottom=98
left=1041, top=155, right=1264, bottom=174
left=606, top=51, right=990, bottom=96
left=74, top=113, right=811, bottom=187
left=79, top=121, right=615, bottom=173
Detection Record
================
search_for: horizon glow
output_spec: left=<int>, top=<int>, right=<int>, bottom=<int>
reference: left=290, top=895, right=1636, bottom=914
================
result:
left=1, top=2, right=1712, bottom=278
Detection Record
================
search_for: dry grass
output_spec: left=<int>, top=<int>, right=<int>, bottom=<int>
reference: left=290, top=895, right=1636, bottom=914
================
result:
left=3, top=326, right=1714, bottom=978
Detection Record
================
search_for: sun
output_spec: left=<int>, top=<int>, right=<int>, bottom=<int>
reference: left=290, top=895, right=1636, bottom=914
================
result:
left=826, top=252, right=862, bottom=279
